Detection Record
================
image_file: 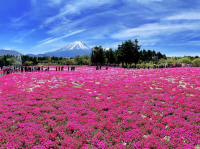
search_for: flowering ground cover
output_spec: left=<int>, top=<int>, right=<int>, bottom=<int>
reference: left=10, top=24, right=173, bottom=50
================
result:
left=0, top=67, right=199, bottom=148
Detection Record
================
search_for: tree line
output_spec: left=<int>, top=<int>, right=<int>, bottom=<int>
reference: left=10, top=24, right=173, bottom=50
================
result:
left=91, top=39, right=167, bottom=67
left=0, top=54, right=91, bottom=66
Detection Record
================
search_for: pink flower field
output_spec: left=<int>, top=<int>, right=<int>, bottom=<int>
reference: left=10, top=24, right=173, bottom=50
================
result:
left=0, top=67, right=199, bottom=148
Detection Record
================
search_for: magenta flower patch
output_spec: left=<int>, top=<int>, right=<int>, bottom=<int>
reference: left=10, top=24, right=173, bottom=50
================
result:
left=0, top=67, right=199, bottom=148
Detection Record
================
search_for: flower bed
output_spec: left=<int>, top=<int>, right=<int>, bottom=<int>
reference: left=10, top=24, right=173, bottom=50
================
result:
left=0, top=67, right=199, bottom=148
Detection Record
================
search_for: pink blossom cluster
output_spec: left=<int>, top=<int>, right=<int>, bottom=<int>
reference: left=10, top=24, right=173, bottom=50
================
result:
left=0, top=67, right=199, bottom=148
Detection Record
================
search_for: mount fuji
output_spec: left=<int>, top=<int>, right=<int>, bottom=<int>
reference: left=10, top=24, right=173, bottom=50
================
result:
left=27, top=41, right=92, bottom=57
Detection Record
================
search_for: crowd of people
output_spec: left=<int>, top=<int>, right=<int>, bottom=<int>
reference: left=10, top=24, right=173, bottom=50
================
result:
left=0, top=65, right=78, bottom=76
left=1, top=64, right=171, bottom=76
left=0, top=65, right=51, bottom=76
left=96, top=65, right=108, bottom=70
left=123, top=65, right=168, bottom=69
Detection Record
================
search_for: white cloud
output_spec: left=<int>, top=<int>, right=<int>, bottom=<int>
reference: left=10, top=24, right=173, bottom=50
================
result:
left=137, top=0, right=162, bottom=3
left=9, top=13, right=29, bottom=28
left=111, top=22, right=200, bottom=39
left=38, top=37, right=54, bottom=43
left=46, top=0, right=63, bottom=6
left=42, top=0, right=116, bottom=27
left=38, top=29, right=85, bottom=45
left=10, top=29, right=35, bottom=43
left=165, top=12, right=200, bottom=20
left=11, top=13, right=29, bottom=23
left=3, top=47, right=13, bottom=50
left=11, top=39, right=24, bottom=44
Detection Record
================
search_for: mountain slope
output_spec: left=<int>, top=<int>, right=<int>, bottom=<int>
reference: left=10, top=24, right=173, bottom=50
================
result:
left=58, top=41, right=91, bottom=51
left=0, top=49, right=23, bottom=56
left=27, top=41, right=91, bottom=57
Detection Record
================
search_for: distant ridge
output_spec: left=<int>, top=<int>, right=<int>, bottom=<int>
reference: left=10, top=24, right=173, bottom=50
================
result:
left=0, top=49, right=23, bottom=56
left=27, top=41, right=92, bottom=57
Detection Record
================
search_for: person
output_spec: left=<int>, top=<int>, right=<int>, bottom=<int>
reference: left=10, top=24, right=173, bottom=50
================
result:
left=21, top=65, right=23, bottom=73
left=143, top=65, right=145, bottom=69
left=148, top=66, right=149, bottom=69
left=3, top=66, right=5, bottom=75
left=42, top=66, right=43, bottom=72
left=11, top=66, right=14, bottom=74
left=58, top=66, right=60, bottom=71
left=25, top=66, right=27, bottom=72
left=7, top=66, right=10, bottom=75
left=48, top=66, right=49, bottom=71
left=106, top=66, right=108, bottom=70
left=68, top=66, right=69, bottom=71
left=100, top=65, right=101, bottom=70
left=96, top=65, right=98, bottom=70
left=5, top=66, right=8, bottom=75
left=56, top=67, right=57, bottom=71
left=74, top=66, right=75, bottom=71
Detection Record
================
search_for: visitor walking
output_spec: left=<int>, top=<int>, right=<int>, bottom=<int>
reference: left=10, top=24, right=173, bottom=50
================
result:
left=68, top=66, right=69, bottom=71
left=3, top=66, right=5, bottom=75
left=56, top=67, right=57, bottom=71
left=21, top=66, right=23, bottom=73
left=5, top=66, right=9, bottom=75
left=11, top=66, right=14, bottom=74
left=148, top=66, right=149, bottom=69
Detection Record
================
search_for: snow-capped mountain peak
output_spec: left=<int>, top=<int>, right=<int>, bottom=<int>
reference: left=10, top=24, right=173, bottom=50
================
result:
left=58, top=41, right=91, bottom=51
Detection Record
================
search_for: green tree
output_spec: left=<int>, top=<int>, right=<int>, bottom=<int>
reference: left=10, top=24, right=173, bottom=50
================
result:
left=74, top=55, right=80, bottom=63
left=91, top=46, right=105, bottom=65
left=107, top=48, right=115, bottom=64
left=24, top=61, right=33, bottom=66
left=179, top=57, right=192, bottom=64
left=158, top=58, right=166, bottom=64
left=147, top=50, right=153, bottom=61
left=192, top=58, right=200, bottom=66
left=116, top=44, right=125, bottom=67
left=78, top=56, right=84, bottom=65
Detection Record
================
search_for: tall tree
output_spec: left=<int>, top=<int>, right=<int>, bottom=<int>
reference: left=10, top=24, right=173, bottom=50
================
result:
left=91, top=46, right=105, bottom=65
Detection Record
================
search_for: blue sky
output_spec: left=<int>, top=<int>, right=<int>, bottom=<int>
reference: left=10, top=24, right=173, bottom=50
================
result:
left=0, top=0, right=200, bottom=57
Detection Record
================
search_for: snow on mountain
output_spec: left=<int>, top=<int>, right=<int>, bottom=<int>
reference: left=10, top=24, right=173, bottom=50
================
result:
left=58, top=41, right=91, bottom=51
left=27, top=41, right=92, bottom=57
